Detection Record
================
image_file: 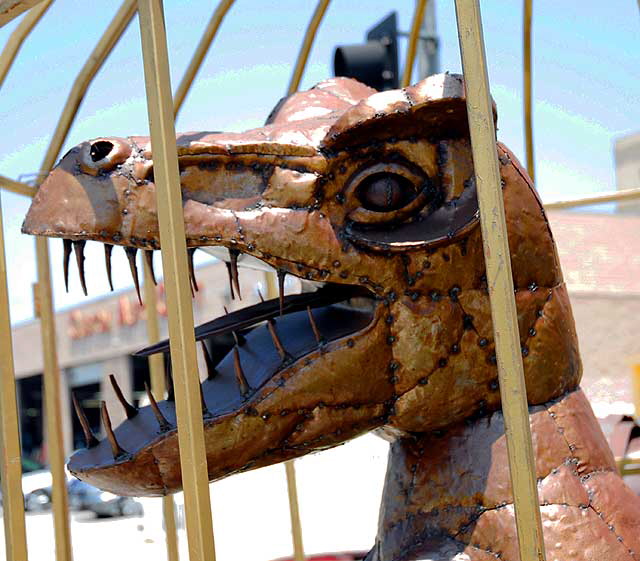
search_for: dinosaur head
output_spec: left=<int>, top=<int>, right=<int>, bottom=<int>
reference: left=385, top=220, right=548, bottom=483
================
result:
left=22, top=74, right=581, bottom=496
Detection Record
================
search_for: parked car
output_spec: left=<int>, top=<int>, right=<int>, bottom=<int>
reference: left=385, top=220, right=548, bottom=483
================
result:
left=24, top=475, right=143, bottom=518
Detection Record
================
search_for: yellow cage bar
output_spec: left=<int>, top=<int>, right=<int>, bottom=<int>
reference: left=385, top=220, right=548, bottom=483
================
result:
left=287, top=0, right=331, bottom=95
left=34, top=238, right=73, bottom=561
left=0, top=196, right=29, bottom=561
left=0, top=0, right=46, bottom=27
left=29, top=4, right=138, bottom=560
left=0, top=174, right=36, bottom=198
left=454, top=1, right=547, bottom=559
left=173, top=0, right=234, bottom=117
left=144, top=259, right=180, bottom=561
left=401, top=0, right=427, bottom=88
left=523, top=0, right=535, bottom=182
left=137, top=2, right=216, bottom=561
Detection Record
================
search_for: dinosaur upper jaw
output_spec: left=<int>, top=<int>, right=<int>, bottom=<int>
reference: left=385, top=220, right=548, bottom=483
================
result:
left=21, top=134, right=327, bottom=248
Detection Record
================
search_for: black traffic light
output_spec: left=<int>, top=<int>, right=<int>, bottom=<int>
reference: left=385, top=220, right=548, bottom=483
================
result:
left=333, top=12, right=399, bottom=91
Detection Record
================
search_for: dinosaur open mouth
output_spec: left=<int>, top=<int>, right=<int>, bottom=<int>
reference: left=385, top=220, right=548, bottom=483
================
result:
left=66, top=239, right=379, bottom=481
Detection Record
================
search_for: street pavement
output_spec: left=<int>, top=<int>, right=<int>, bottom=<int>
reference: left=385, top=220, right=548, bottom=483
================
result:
left=0, top=433, right=389, bottom=561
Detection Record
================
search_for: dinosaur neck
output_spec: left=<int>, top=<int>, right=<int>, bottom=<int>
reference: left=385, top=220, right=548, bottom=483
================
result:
left=369, top=388, right=617, bottom=561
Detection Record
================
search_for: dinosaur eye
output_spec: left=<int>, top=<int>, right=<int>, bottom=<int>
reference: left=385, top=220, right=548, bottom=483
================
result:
left=90, top=141, right=114, bottom=162
left=357, top=173, right=416, bottom=212
left=344, top=161, right=433, bottom=225
left=80, top=138, right=131, bottom=176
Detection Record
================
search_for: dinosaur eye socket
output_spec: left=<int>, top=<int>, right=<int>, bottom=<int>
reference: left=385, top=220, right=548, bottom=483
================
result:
left=80, top=138, right=132, bottom=176
left=357, top=173, right=416, bottom=212
left=90, top=141, right=114, bottom=162
left=344, top=161, right=432, bottom=225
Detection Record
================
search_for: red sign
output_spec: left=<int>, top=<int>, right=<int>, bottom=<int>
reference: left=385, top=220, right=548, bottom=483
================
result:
left=68, top=282, right=202, bottom=340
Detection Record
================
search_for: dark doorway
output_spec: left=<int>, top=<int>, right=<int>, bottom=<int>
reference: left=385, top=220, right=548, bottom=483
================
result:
left=18, top=374, right=44, bottom=462
left=131, top=354, right=151, bottom=407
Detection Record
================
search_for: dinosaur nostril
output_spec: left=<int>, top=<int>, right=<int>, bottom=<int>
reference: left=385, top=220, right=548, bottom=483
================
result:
left=90, top=141, right=114, bottom=162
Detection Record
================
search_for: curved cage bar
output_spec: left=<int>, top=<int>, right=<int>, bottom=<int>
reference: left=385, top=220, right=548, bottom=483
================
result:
left=173, top=0, right=234, bottom=117
left=287, top=0, right=331, bottom=95
left=401, top=0, right=427, bottom=88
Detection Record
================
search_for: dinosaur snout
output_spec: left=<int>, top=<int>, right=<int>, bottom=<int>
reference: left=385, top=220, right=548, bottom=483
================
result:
left=21, top=147, right=128, bottom=242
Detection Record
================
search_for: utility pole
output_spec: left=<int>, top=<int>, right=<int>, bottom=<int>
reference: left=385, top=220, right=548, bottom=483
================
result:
left=417, top=0, right=440, bottom=80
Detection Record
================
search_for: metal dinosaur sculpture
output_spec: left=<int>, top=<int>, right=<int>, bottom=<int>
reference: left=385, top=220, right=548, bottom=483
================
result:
left=23, top=73, right=640, bottom=560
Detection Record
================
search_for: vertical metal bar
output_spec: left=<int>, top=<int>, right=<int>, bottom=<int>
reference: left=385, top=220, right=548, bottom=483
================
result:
left=264, top=273, right=306, bottom=560
left=284, top=461, right=305, bottom=561
left=173, top=0, right=234, bottom=117
left=143, top=259, right=180, bottom=561
left=523, top=0, right=535, bottom=182
left=35, top=237, right=73, bottom=561
left=280, top=3, right=336, bottom=552
left=137, top=2, right=216, bottom=561
left=401, top=0, right=428, bottom=87
left=0, top=197, right=29, bottom=561
left=287, top=0, right=331, bottom=95
left=0, top=0, right=51, bottom=87
left=453, top=2, right=547, bottom=560
left=26, top=6, right=138, bottom=560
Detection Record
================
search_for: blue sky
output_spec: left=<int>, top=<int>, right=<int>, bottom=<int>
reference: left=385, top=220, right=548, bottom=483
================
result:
left=1, top=0, right=638, bottom=324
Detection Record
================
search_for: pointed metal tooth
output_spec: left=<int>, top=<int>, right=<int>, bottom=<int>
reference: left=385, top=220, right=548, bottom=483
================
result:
left=73, top=240, right=88, bottom=296
left=100, top=401, right=128, bottom=459
left=307, top=306, right=323, bottom=345
left=199, top=383, right=210, bottom=417
left=200, top=341, right=217, bottom=379
left=233, top=347, right=251, bottom=397
left=164, top=354, right=175, bottom=402
left=187, top=248, right=198, bottom=293
left=145, top=382, right=172, bottom=431
left=63, top=239, right=72, bottom=292
left=225, top=262, right=236, bottom=300
left=257, top=288, right=265, bottom=303
left=144, top=250, right=157, bottom=285
left=109, top=374, right=138, bottom=419
left=125, top=247, right=142, bottom=305
left=228, top=249, right=242, bottom=300
left=104, top=244, right=114, bottom=291
left=71, top=393, right=99, bottom=448
left=267, top=319, right=288, bottom=361
left=277, top=270, right=286, bottom=316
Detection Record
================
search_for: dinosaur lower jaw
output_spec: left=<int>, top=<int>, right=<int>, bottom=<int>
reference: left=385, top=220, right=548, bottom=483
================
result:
left=67, top=281, right=382, bottom=496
